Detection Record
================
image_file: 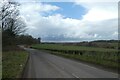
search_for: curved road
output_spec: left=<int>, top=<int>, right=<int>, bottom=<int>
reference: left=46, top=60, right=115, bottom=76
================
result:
left=22, top=47, right=118, bottom=78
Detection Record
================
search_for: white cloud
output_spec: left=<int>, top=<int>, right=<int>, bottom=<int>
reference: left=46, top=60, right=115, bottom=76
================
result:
left=82, top=7, right=117, bottom=21
left=17, top=1, right=118, bottom=42
left=74, top=0, right=119, bottom=3
left=19, top=2, right=60, bottom=33
left=25, top=14, right=117, bottom=41
left=74, top=1, right=118, bottom=21
left=19, top=2, right=60, bottom=14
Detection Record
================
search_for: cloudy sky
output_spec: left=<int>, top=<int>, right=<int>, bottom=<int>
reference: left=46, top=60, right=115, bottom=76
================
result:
left=8, top=0, right=120, bottom=42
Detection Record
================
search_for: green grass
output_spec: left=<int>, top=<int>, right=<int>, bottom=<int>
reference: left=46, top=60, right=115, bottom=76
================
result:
left=0, top=50, right=2, bottom=79
left=50, top=52, right=119, bottom=69
left=0, top=54, right=1, bottom=79
left=2, top=51, right=28, bottom=78
left=32, top=44, right=117, bottom=52
left=31, top=44, right=119, bottom=69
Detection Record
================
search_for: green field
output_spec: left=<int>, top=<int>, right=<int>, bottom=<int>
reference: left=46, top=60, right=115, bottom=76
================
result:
left=32, top=44, right=117, bottom=52
left=32, top=43, right=119, bottom=69
left=2, top=50, right=28, bottom=78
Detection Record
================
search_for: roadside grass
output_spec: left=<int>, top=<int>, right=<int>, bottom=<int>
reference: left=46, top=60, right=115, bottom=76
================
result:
left=0, top=50, right=2, bottom=79
left=0, top=57, right=1, bottom=79
left=31, top=44, right=119, bottom=69
left=50, top=52, right=119, bottom=69
left=2, top=47, right=28, bottom=78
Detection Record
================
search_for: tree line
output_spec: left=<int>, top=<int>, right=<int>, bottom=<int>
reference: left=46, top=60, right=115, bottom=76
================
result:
left=1, top=0, right=40, bottom=47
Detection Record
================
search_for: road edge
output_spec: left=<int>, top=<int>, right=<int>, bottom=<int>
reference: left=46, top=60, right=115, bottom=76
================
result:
left=20, top=52, right=30, bottom=78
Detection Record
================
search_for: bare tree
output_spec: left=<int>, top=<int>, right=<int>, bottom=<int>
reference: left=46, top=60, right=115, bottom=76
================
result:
left=1, top=0, right=26, bottom=35
left=0, top=0, right=26, bottom=46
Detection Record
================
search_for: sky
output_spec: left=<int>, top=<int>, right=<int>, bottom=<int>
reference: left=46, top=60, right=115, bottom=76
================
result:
left=1, top=0, right=119, bottom=42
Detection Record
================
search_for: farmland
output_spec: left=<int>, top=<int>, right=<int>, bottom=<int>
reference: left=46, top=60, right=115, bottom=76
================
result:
left=31, top=43, right=119, bottom=69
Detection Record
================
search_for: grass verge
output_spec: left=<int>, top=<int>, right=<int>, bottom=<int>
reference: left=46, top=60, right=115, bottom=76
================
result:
left=50, top=51, right=119, bottom=69
left=2, top=49, right=28, bottom=78
left=31, top=44, right=119, bottom=70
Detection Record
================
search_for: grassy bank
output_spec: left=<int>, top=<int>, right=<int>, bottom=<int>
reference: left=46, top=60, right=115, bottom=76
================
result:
left=50, top=51, right=119, bottom=69
left=2, top=46, right=28, bottom=78
left=31, top=44, right=119, bottom=69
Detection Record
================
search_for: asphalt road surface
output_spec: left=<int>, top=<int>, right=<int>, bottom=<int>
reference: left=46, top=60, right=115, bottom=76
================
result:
left=22, top=47, right=118, bottom=78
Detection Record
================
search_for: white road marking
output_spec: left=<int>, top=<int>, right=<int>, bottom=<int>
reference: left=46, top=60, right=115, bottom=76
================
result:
left=72, top=73, right=79, bottom=78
